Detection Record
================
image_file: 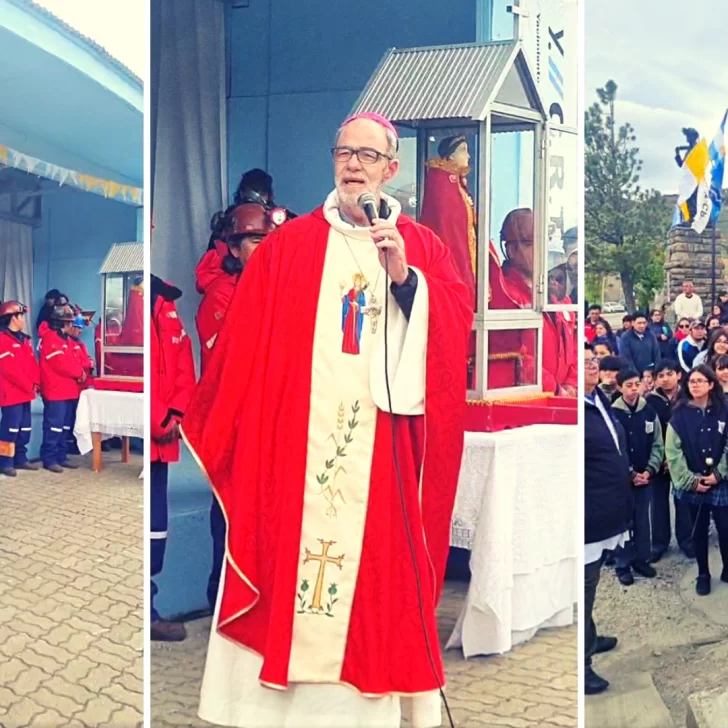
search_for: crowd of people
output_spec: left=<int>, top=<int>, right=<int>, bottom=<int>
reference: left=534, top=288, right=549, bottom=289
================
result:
left=584, top=279, right=728, bottom=696
left=0, top=291, right=94, bottom=478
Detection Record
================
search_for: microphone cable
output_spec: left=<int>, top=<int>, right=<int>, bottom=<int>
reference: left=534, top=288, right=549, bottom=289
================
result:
left=382, top=246, right=456, bottom=728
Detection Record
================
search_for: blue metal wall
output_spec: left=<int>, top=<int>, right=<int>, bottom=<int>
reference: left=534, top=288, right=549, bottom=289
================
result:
left=33, top=190, right=138, bottom=322
left=226, top=0, right=478, bottom=211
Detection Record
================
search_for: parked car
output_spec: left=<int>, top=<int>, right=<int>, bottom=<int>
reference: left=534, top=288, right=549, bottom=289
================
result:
left=602, top=302, right=626, bottom=313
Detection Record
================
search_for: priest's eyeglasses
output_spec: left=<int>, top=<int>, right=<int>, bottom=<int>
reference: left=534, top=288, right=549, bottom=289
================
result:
left=331, top=146, right=391, bottom=165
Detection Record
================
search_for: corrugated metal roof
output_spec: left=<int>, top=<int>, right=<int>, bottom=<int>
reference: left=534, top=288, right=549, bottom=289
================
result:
left=352, top=41, right=540, bottom=123
left=99, top=243, right=144, bottom=274
left=7, top=0, right=142, bottom=88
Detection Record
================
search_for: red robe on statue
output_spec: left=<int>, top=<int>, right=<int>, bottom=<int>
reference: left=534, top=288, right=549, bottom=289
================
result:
left=419, top=159, right=476, bottom=303
left=118, top=284, right=144, bottom=346
left=182, top=206, right=472, bottom=696
left=106, top=284, right=144, bottom=377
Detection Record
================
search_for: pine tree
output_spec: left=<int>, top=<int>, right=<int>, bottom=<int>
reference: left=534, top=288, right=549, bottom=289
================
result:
left=585, top=81, right=669, bottom=312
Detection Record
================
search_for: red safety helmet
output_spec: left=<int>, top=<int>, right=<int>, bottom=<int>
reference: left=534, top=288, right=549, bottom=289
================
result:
left=0, top=301, right=28, bottom=317
left=227, top=202, right=280, bottom=241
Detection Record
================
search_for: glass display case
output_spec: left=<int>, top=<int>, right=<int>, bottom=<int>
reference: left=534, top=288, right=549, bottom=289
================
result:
left=353, top=40, right=578, bottom=400
left=98, top=243, right=144, bottom=386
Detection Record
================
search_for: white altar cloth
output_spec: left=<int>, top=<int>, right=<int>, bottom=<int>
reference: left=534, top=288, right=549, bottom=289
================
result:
left=73, top=389, right=145, bottom=455
left=447, top=425, right=579, bottom=657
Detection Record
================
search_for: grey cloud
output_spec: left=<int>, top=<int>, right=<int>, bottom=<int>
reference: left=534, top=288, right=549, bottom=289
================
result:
left=586, top=1, right=728, bottom=192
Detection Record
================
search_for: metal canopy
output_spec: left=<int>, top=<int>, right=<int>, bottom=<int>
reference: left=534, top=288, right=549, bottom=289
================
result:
left=99, top=243, right=143, bottom=274
left=351, top=41, right=544, bottom=124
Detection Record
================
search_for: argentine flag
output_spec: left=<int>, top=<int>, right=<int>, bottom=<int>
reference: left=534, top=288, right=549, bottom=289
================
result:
left=709, top=110, right=727, bottom=224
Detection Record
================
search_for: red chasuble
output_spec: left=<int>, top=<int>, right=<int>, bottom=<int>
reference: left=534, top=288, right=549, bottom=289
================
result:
left=183, top=206, right=472, bottom=695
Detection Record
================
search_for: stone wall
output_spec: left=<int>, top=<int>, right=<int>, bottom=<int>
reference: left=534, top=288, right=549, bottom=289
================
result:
left=665, top=225, right=726, bottom=305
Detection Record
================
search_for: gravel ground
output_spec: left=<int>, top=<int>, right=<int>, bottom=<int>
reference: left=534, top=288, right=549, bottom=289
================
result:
left=591, top=531, right=728, bottom=724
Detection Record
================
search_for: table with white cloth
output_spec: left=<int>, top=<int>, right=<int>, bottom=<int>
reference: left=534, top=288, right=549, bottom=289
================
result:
left=446, top=424, right=579, bottom=657
left=73, top=390, right=144, bottom=472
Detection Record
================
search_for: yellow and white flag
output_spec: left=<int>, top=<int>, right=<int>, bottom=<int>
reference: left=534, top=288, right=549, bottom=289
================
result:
left=676, top=138, right=713, bottom=234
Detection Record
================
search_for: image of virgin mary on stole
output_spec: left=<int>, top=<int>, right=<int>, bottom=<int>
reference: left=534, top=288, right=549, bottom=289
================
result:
left=341, top=273, right=366, bottom=355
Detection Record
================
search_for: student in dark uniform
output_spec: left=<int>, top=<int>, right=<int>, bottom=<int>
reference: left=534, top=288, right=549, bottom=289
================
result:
left=646, top=360, right=694, bottom=561
left=611, top=368, right=664, bottom=585
left=666, top=365, right=728, bottom=595
left=584, top=343, right=630, bottom=695
left=598, top=355, right=626, bottom=402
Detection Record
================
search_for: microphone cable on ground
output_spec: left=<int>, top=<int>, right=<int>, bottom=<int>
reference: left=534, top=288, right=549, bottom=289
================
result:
left=383, top=250, right=456, bottom=728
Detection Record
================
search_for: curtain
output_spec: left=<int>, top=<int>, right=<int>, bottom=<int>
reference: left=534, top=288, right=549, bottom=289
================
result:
left=0, top=219, right=34, bottom=334
left=151, top=0, right=226, bottom=364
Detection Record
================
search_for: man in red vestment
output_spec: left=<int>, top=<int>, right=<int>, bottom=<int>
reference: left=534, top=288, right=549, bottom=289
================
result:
left=183, top=113, right=472, bottom=726
left=499, top=208, right=577, bottom=396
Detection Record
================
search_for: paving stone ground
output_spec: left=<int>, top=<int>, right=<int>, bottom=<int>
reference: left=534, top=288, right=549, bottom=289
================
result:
left=0, top=454, right=143, bottom=728
left=589, top=531, right=728, bottom=726
left=152, top=581, right=577, bottom=727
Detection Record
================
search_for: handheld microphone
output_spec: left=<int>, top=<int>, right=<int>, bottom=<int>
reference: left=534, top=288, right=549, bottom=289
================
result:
left=358, top=192, right=378, bottom=225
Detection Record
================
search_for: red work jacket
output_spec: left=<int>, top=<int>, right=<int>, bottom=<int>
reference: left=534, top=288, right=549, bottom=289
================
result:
left=196, top=245, right=240, bottom=375
left=39, top=328, right=84, bottom=401
left=151, top=287, right=196, bottom=463
left=0, top=329, right=39, bottom=406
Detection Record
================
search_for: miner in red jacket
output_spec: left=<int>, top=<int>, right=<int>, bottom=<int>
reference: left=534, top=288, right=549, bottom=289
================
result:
left=0, top=302, right=41, bottom=477
left=500, top=208, right=577, bottom=396
left=39, top=305, right=86, bottom=472
left=151, top=274, right=196, bottom=641
left=195, top=202, right=279, bottom=611
left=69, top=313, right=94, bottom=382
left=196, top=202, right=278, bottom=374
left=67, top=313, right=94, bottom=454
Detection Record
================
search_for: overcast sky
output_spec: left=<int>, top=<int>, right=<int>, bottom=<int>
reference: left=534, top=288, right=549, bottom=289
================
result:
left=586, top=0, right=728, bottom=194
left=33, top=0, right=145, bottom=79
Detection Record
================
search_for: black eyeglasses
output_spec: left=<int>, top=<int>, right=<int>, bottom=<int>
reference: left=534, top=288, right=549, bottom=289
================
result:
left=331, top=146, right=391, bottom=165
left=678, top=324, right=690, bottom=329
